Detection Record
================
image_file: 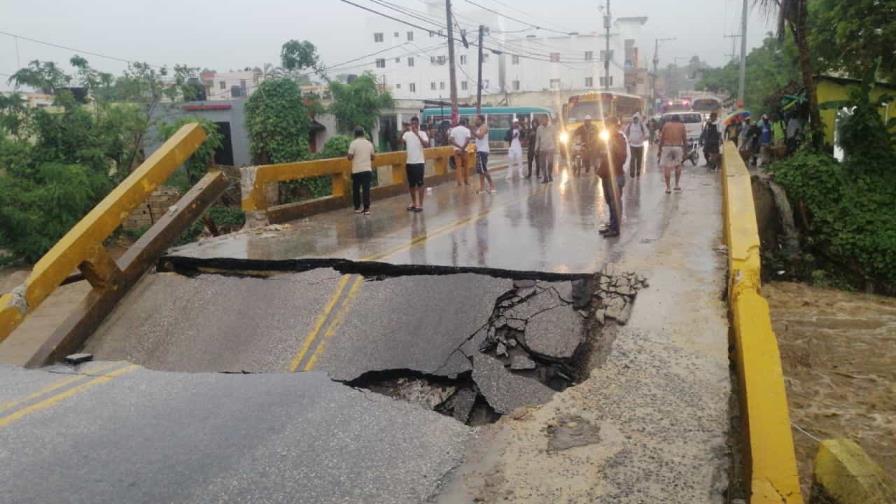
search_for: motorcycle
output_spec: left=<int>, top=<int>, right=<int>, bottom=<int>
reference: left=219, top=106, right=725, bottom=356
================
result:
left=685, top=138, right=700, bottom=166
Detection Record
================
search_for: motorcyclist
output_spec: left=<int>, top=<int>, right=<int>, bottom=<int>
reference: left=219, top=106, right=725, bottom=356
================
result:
left=573, top=115, right=600, bottom=175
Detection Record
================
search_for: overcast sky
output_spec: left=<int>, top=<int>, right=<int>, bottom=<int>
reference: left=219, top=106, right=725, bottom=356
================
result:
left=1, top=0, right=776, bottom=91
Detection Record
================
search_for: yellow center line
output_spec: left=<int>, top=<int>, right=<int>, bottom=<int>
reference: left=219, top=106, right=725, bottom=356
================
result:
left=0, top=364, right=139, bottom=429
left=0, top=361, right=126, bottom=413
left=288, top=274, right=351, bottom=372
left=303, top=276, right=364, bottom=371
left=292, top=181, right=553, bottom=370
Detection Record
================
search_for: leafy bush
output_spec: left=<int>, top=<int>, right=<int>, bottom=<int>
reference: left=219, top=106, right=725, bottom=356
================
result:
left=157, top=116, right=223, bottom=188
left=316, top=135, right=351, bottom=159
left=771, top=151, right=896, bottom=292
left=0, top=163, right=107, bottom=262
left=245, top=78, right=311, bottom=164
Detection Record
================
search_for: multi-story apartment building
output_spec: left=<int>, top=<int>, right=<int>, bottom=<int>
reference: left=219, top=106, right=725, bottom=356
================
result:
left=360, top=0, right=646, bottom=101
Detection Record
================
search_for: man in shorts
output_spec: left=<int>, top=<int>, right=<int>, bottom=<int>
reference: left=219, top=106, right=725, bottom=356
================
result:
left=449, top=118, right=472, bottom=187
left=401, top=116, right=429, bottom=212
left=658, top=114, right=687, bottom=193
left=473, top=114, right=496, bottom=194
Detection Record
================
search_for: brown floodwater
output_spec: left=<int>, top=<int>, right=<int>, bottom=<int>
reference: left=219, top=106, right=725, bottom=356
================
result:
left=765, top=281, right=896, bottom=494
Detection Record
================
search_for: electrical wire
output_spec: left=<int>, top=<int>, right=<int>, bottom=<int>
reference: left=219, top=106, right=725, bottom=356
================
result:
left=462, top=0, right=573, bottom=35
left=473, top=0, right=579, bottom=35
left=0, top=30, right=158, bottom=67
left=324, top=42, right=413, bottom=71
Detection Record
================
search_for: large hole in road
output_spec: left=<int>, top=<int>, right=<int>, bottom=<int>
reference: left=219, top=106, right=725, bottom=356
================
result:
left=88, top=258, right=647, bottom=426
left=342, top=273, right=648, bottom=426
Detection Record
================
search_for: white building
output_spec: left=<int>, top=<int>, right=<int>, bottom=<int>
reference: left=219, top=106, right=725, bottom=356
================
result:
left=359, top=1, right=646, bottom=101
left=201, top=69, right=264, bottom=100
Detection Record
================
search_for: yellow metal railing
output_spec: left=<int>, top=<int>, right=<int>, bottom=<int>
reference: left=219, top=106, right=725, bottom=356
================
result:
left=0, top=123, right=208, bottom=343
left=241, top=146, right=471, bottom=213
left=722, top=141, right=804, bottom=504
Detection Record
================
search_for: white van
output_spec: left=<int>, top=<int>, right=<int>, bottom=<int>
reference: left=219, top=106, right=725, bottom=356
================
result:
left=662, top=112, right=704, bottom=142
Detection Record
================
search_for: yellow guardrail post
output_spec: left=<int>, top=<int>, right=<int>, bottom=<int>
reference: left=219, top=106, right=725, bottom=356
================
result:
left=722, top=141, right=804, bottom=504
left=0, top=123, right=207, bottom=343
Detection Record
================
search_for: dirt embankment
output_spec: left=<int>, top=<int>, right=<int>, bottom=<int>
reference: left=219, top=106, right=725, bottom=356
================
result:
left=765, top=281, right=896, bottom=494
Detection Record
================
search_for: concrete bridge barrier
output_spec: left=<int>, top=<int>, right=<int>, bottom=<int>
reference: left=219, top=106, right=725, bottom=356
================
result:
left=722, top=141, right=804, bottom=504
left=811, top=439, right=896, bottom=504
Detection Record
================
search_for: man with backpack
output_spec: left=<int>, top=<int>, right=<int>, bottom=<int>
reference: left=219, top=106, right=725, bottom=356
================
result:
left=625, top=113, right=648, bottom=177
left=700, top=112, right=723, bottom=170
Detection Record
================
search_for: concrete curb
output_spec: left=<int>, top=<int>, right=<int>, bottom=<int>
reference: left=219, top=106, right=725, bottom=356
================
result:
left=722, top=142, right=804, bottom=504
left=811, top=439, right=896, bottom=504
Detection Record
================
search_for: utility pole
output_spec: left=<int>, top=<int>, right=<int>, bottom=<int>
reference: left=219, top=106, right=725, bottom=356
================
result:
left=603, top=0, right=611, bottom=90
left=445, top=0, right=459, bottom=124
left=651, top=37, right=675, bottom=114
left=476, top=25, right=484, bottom=114
left=737, top=0, right=748, bottom=106
left=724, top=34, right=740, bottom=63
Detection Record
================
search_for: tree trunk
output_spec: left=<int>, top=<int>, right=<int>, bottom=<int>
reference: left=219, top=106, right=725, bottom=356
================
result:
left=792, top=0, right=824, bottom=149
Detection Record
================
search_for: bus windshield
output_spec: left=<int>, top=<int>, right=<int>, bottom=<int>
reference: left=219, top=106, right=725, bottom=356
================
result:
left=692, top=98, right=721, bottom=112
left=567, top=101, right=610, bottom=122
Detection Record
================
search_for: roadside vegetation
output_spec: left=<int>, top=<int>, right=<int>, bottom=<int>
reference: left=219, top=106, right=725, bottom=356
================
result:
left=699, top=0, right=896, bottom=294
left=0, top=39, right=391, bottom=266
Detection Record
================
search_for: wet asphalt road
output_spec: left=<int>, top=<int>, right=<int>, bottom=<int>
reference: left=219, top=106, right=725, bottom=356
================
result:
left=0, top=362, right=469, bottom=504
left=7, top=150, right=732, bottom=502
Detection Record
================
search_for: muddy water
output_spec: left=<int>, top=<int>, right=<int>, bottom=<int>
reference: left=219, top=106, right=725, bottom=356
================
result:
left=765, top=281, right=896, bottom=494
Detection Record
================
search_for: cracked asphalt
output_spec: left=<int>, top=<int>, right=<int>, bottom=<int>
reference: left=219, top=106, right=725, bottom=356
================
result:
left=7, top=151, right=731, bottom=503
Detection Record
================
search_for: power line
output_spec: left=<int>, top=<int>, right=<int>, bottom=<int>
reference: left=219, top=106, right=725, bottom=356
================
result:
left=462, top=0, right=573, bottom=35
left=0, top=30, right=158, bottom=67
left=474, top=0, right=577, bottom=35
left=325, top=42, right=413, bottom=71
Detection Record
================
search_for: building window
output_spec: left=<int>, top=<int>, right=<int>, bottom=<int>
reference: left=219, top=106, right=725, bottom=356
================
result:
left=374, top=33, right=384, bottom=43
left=550, top=79, right=561, bottom=90
left=395, top=57, right=401, bottom=63
left=394, top=32, right=399, bottom=38
left=483, top=79, right=490, bottom=89
left=430, top=56, right=436, bottom=64
left=513, top=80, right=520, bottom=91
left=396, top=83, right=401, bottom=89
left=431, top=82, right=436, bottom=90
left=600, top=50, right=613, bottom=61
left=219, top=81, right=226, bottom=90
left=512, top=55, right=520, bottom=65
left=460, top=55, right=467, bottom=65
left=376, top=58, right=386, bottom=68
left=409, top=83, right=416, bottom=93
left=482, top=54, right=489, bottom=63
left=408, top=57, right=415, bottom=67
left=550, top=52, right=560, bottom=62
left=440, top=81, right=445, bottom=90
left=585, top=77, right=593, bottom=87
left=429, top=30, right=435, bottom=38
left=461, top=81, right=468, bottom=91
left=585, top=51, right=594, bottom=61
left=407, top=31, right=414, bottom=41
left=599, top=76, right=614, bottom=87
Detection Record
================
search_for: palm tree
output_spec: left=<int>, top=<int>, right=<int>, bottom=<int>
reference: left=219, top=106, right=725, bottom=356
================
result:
left=756, top=0, right=823, bottom=148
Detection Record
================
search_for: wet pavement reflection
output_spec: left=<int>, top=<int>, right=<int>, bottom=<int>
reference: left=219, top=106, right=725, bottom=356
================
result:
left=168, top=148, right=689, bottom=274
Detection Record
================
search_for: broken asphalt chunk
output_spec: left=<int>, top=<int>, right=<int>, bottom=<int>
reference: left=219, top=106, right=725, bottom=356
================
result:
left=523, top=305, right=585, bottom=361
left=471, top=354, right=555, bottom=414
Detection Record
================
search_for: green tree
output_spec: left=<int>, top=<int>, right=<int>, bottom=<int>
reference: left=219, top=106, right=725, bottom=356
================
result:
left=809, top=0, right=896, bottom=83
left=755, top=0, right=823, bottom=147
left=698, top=35, right=800, bottom=115
left=280, top=40, right=327, bottom=81
left=328, top=73, right=393, bottom=134
left=245, top=78, right=312, bottom=163
left=157, top=117, right=224, bottom=186
left=8, top=60, right=71, bottom=94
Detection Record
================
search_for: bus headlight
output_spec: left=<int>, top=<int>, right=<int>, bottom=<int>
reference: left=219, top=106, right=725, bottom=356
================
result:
left=559, top=131, right=570, bottom=144
left=599, top=129, right=610, bottom=142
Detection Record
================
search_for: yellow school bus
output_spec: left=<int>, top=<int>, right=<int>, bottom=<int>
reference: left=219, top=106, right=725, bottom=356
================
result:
left=558, top=91, right=645, bottom=147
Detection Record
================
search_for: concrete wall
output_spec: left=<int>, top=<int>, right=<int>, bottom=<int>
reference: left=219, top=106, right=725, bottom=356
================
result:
left=149, top=100, right=251, bottom=167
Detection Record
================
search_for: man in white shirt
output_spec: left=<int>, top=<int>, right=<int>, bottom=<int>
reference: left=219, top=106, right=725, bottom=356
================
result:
left=401, top=116, right=430, bottom=212
left=505, top=119, right=524, bottom=180
left=473, top=114, right=496, bottom=194
left=624, top=113, right=648, bottom=178
left=449, top=118, right=472, bottom=187
left=347, top=126, right=376, bottom=215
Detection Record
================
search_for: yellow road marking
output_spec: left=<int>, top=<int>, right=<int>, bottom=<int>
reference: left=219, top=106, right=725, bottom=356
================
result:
left=294, top=181, right=552, bottom=370
left=288, top=275, right=351, bottom=372
left=304, top=276, right=364, bottom=371
left=0, top=364, right=139, bottom=428
left=0, top=361, right=125, bottom=413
